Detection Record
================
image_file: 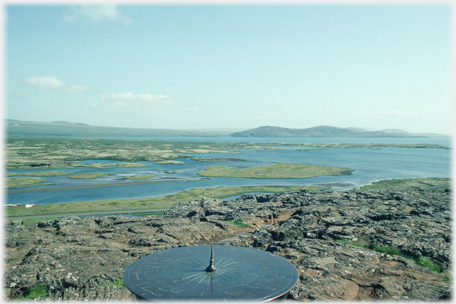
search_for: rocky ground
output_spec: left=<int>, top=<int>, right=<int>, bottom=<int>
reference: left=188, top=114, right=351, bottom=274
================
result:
left=4, top=189, right=452, bottom=301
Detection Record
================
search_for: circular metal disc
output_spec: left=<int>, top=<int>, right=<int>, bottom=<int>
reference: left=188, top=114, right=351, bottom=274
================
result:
left=123, top=245, right=299, bottom=301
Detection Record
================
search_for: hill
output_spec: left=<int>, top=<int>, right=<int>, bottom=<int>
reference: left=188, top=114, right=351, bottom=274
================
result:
left=5, top=120, right=235, bottom=138
left=5, top=120, right=448, bottom=139
left=229, top=126, right=439, bottom=138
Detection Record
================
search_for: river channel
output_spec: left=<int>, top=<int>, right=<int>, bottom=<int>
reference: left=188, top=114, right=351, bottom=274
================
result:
left=6, top=137, right=451, bottom=206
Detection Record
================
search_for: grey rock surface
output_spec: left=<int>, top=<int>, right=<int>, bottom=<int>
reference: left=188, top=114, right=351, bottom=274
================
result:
left=4, top=189, right=452, bottom=301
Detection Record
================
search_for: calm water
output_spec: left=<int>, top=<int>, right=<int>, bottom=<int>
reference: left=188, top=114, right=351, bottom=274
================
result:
left=6, top=137, right=451, bottom=206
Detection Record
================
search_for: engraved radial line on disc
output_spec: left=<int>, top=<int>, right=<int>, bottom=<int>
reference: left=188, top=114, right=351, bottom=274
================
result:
left=218, top=259, right=236, bottom=268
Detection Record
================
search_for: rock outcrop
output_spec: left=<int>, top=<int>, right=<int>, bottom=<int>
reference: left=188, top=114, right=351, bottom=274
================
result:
left=4, top=189, right=452, bottom=301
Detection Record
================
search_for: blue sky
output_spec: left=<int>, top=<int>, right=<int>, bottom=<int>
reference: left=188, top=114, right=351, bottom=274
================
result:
left=5, top=4, right=452, bottom=134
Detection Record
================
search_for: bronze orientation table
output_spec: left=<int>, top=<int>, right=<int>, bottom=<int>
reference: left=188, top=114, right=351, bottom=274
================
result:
left=123, top=245, right=299, bottom=301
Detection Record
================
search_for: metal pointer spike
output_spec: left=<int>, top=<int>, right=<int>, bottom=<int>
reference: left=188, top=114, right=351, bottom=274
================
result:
left=206, top=244, right=216, bottom=272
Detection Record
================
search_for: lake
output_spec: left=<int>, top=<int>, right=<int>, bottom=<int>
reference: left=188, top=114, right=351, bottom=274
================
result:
left=6, top=137, right=451, bottom=206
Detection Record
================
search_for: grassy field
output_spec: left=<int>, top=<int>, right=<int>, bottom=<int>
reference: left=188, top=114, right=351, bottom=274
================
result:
left=6, top=177, right=46, bottom=189
left=68, top=173, right=114, bottom=179
left=354, top=177, right=451, bottom=191
left=5, top=185, right=326, bottom=217
left=155, top=160, right=185, bottom=164
left=197, top=162, right=353, bottom=178
left=7, top=171, right=71, bottom=177
left=6, top=138, right=448, bottom=170
left=6, top=138, right=250, bottom=170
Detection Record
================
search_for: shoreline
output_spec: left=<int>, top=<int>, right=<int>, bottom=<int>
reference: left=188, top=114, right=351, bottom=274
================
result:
left=6, top=178, right=188, bottom=194
left=4, top=185, right=328, bottom=218
left=4, top=177, right=451, bottom=220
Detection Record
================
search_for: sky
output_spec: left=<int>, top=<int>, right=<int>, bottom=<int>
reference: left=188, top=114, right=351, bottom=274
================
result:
left=4, top=2, right=453, bottom=134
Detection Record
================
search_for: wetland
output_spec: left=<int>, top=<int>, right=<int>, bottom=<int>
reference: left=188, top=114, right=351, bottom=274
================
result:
left=5, top=136, right=451, bottom=217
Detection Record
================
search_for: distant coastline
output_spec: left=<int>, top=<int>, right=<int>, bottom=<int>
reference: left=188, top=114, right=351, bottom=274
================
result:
left=5, top=119, right=449, bottom=139
left=229, top=125, right=448, bottom=138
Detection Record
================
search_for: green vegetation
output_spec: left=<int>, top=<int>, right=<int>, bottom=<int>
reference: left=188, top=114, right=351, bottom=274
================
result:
left=19, top=283, right=49, bottom=300
left=105, top=278, right=126, bottom=288
left=6, top=138, right=448, bottom=170
left=198, top=162, right=353, bottom=179
left=355, top=177, right=451, bottom=192
left=68, top=173, right=114, bottom=179
left=7, top=171, right=70, bottom=177
left=23, top=216, right=62, bottom=226
left=6, top=177, right=46, bottom=188
left=124, top=174, right=157, bottom=180
left=373, top=245, right=443, bottom=273
left=6, top=185, right=326, bottom=218
left=335, top=242, right=446, bottom=275
left=156, top=160, right=184, bottom=164
left=228, top=220, right=249, bottom=228
left=415, top=256, right=442, bottom=273
left=442, top=272, right=451, bottom=283
left=374, top=246, right=411, bottom=259
left=6, top=138, right=249, bottom=170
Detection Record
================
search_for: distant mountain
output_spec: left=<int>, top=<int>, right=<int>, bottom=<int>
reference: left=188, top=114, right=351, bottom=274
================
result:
left=380, top=129, right=410, bottom=134
left=229, top=126, right=435, bottom=138
left=5, top=120, right=449, bottom=139
left=5, top=119, right=235, bottom=138
left=52, top=121, right=90, bottom=126
left=346, top=127, right=369, bottom=133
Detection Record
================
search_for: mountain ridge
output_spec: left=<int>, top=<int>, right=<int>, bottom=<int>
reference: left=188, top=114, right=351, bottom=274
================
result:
left=4, top=119, right=448, bottom=138
left=229, top=126, right=445, bottom=138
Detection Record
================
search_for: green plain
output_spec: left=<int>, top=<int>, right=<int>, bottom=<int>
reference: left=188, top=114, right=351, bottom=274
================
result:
left=7, top=171, right=70, bottom=177
left=6, top=177, right=46, bottom=188
left=6, top=138, right=448, bottom=170
left=354, top=177, right=451, bottom=192
left=197, top=162, right=353, bottom=179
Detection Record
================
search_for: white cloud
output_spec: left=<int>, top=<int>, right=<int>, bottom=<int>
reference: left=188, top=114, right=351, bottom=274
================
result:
left=25, top=76, right=89, bottom=93
left=65, top=4, right=131, bottom=25
left=92, top=92, right=174, bottom=110
left=25, top=76, right=66, bottom=89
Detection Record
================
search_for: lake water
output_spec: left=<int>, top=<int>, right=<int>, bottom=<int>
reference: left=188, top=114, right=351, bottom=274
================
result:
left=6, top=137, right=451, bottom=206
